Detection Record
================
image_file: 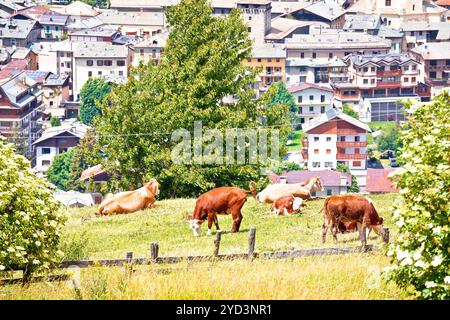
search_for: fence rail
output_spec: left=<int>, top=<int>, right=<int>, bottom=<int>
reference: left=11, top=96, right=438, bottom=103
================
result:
left=3, top=226, right=389, bottom=284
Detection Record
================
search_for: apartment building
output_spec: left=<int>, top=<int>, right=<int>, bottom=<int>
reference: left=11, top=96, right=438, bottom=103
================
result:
left=33, top=121, right=87, bottom=174
left=0, top=71, right=43, bottom=162
left=301, top=109, right=371, bottom=172
left=401, top=22, right=450, bottom=50
left=72, top=42, right=129, bottom=100
left=0, top=18, right=41, bottom=47
left=410, top=42, right=450, bottom=96
left=42, top=73, right=70, bottom=118
left=332, top=53, right=426, bottom=121
left=130, top=32, right=168, bottom=67
left=288, top=82, right=334, bottom=125
left=285, top=57, right=348, bottom=86
left=68, top=25, right=120, bottom=43
left=39, top=12, right=69, bottom=41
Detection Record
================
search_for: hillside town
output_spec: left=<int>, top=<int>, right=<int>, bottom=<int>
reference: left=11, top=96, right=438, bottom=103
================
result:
left=0, top=0, right=449, bottom=204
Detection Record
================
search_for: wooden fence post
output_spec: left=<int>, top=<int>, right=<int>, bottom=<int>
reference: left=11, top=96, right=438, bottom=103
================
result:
left=248, top=228, right=256, bottom=259
left=382, top=227, right=390, bottom=244
left=151, top=242, right=159, bottom=263
left=126, top=252, right=133, bottom=275
left=214, top=231, right=222, bottom=257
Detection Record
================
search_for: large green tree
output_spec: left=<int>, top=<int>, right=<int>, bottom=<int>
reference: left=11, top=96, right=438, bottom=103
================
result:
left=79, top=77, right=111, bottom=125
left=95, top=0, right=290, bottom=197
left=384, top=92, right=450, bottom=299
left=376, top=122, right=403, bottom=156
left=46, top=149, right=76, bottom=191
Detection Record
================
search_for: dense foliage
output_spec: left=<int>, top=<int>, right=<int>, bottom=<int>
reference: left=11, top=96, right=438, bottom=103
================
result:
left=46, top=149, right=76, bottom=191
left=50, top=116, right=61, bottom=127
left=384, top=92, right=450, bottom=299
left=94, top=0, right=291, bottom=197
left=375, top=122, right=403, bottom=157
left=80, top=78, right=112, bottom=125
left=0, top=140, right=65, bottom=282
left=343, top=104, right=359, bottom=119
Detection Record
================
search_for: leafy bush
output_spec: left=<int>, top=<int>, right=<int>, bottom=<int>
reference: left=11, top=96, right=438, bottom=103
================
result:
left=0, top=140, right=66, bottom=282
left=384, top=92, right=450, bottom=299
left=50, top=116, right=61, bottom=127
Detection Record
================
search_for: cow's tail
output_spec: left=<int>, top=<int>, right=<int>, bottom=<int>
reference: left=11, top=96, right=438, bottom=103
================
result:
left=246, top=181, right=257, bottom=200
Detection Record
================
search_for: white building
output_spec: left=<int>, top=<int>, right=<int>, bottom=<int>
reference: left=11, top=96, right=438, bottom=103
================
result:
left=301, top=109, right=371, bottom=172
left=287, top=82, right=334, bottom=124
left=72, top=42, right=129, bottom=100
left=33, top=121, right=88, bottom=174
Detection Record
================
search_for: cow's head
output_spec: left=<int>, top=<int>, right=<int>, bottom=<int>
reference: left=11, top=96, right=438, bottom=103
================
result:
left=145, top=179, right=160, bottom=196
left=292, top=197, right=304, bottom=211
left=188, top=218, right=203, bottom=237
left=370, top=217, right=384, bottom=236
left=314, top=176, right=324, bottom=192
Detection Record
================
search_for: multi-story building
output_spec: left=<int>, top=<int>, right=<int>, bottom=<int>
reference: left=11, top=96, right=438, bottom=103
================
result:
left=39, top=12, right=69, bottom=41
left=72, top=42, right=130, bottom=100
left=0, top=18, right=41, bottom=47
left=288, top=82, right=334, bottom=125
left=285, top=57, right=348, bottom=86
left=284, top=0, right=347, bottom=29
left=42, top=73, right=71, bottom=118
left=410, top=42, right=450, bottom=96
left=301, top=109, right=371, bottom=173
left=0, top=71, right=44, bottom=162
left=332, top=53, right=427, bottom=121
left=236, top=0, right=272, bottom=45
left=33, top=121, right=87, bottom=174
left=130, top=32, right=168, bottom=67
left=347, top=0, right=448, bottom=28
left=68, top=25, right=120, bottom=43
left=401, top=22, right=450, bottom=50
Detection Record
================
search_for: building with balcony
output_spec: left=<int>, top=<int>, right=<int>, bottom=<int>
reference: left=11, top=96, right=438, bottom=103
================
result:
left=33, top=121, right=88, bottom=174
left=39, top=12, right=69, bottom=41
left=410, top=42, right=450, bottom=96
left=332, top=53, right=427, bottom=121
left=285, top=57, right=348, bottom=86
left=301, top=108, right=371, bottom=172
left=288, top=82, right=334, bottom=125
left=0, top=71, right=44, bottom=162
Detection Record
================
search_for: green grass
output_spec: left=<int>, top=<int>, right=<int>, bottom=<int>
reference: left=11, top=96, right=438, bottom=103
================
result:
left=1, top=193, right=408, bottom=300
left=368, top=121, right=395, bottom=132
left=286, top=130, right=304, bottom=152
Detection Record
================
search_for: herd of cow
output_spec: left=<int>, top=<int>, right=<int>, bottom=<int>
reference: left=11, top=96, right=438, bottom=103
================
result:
left=96, top=177, right=385, bottom=246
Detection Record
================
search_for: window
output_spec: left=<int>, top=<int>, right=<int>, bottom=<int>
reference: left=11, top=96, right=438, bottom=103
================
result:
left=371, top=67, right=375, bottom=72
left=298, top=107, right=303, bottom=114
left=355, top=148, right=360, bottom=154
left=340, top=136, right=346, bottom=142
left=325, top=162, right=333, bottom=168
left=326, top=189, right=332, bottom=196
left=88, top=71, right=92, bottom=77
left=98, top=71, right=102, bottom=75
left=308, top=106, right=313, bottom=112
left=267, top=58, right=272, bottom=63
left=412, top=65, right=417, bottom=70
left=312, top=162, right=320, bottom=168
left=326, top=149, right=331, bottom=154
left=410, top=32, right=414, bottom=37
left=363, top=67, right=368, bottom=72
left=314, top=149, right=319, bottom=154
left=353, top=161, right=361, bottom=167
left=42, top=148, right=51, bottom=154
left=97, top=60, right=104, bottom=66
left=300, top=53, right=305, bottom=59
left=119, top=71, right=123, bottom=76
left=117, top=60, right=125, bottom=66
left=404, top=77, right=409, bottom=82
left=49, top=101, right=54, bottom=106
left=412, top=77, right=416, bottom=82
left=104, top=60, right=113, bottom=66
left=59, top=148, right=68, bottom=154
left=321, top=95, right=325, bottom=102
left=429, top=60, right=437, bottom=66
left=371, top=78, right=375, bottom=84
left=312, top=53, right=316, bottom=59
left=248, top=27, right=251, bottom=32
left=66, top=62, right=71, bottom=68
left=403, top=66, right=409, bottom=71
left=446, top=60, right=450, bottom=66
left=276, top=58, right=280, bottom=62
left=140, top=49, right=144, bottom=55
left=329, top=53, right=333, bottom=59
left=321, top=106, right=325, bottom=113
left=298, top=96, right=302, bottom=103
left=355, top=136, right=360, bottom=142
left=326, top=137, right=331, bottom=142
left=363, top=79, right=368, bottom=84
left=314, top=137, right=319, bottom=142
left=309, top=95, right=314, bottom=101
left=42, top=160, right=51, bottom=166
left=430, top=71, right=437, bottom=78
left=257, top=58, right=262, bottom=63
left=87, top=60, right=93, bottom=66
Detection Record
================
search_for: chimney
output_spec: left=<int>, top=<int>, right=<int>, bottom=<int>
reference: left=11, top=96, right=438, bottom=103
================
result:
left=280, top=176, right=287, bottom=184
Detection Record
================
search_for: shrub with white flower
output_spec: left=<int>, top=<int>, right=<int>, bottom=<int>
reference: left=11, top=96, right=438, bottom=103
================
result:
left=0, top=140, right=66, bottom=282
left=384, top=91, right=450, bottom=300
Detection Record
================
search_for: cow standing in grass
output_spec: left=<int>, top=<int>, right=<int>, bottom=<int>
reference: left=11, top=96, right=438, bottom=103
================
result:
left=188, top=182, right=257, bottom=237
left=321, top=195, right=384, bottom=247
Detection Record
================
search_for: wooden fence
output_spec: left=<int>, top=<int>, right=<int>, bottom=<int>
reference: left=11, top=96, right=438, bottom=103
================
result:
left=3, top=226, right=389, bottom=284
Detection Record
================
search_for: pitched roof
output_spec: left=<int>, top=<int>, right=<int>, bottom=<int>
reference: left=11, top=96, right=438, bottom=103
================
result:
left=0, top=18, right=38, bottom=39
left=271, top=170, right=352, bottom=187
left=288, top=82, right=332, bottom=93
left=346, top=53, right=417, bottom=67
left=302, top=108, right=371, bottom=133
left=51, top=1, right=99, bottom=16
left=39, top=12, right=69, bottom=25
left=252, top=43, right=285, bottom=58
left=73, top=42, right=128, bottom=58
left=33, top=122, right=88, bottom=145
left=366, top=168, right=399, bottom=193
left=411, top=42, right=450, bottom=60
left=80, top=164, right=105, bottom=181
left=343, top=14, right=381, bottom=30
left=301, top=0, right=346, bottom=21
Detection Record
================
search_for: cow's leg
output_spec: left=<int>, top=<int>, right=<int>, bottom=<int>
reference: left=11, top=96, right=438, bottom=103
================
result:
left=360, top=221, right=368, bottom=250
left=206, top=213, right=215, bottom=236
left=230, top=209, right=243, bottom=233
left=322, top=216, right=330, bottom=243
left=214, top=215, right=220, bottom=233
left=331, top=220, right=338, bottom=243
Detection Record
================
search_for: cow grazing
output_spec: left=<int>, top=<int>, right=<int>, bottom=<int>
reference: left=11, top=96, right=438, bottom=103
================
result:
left=97, top=179, right=160, bottom=215
left=188, top=182, right=256, bottom=237
left=321, top=195, right=384, bottom=247
left=270, top=195, right=306, bottom=215
left=257, top=176, right=323, bottom=203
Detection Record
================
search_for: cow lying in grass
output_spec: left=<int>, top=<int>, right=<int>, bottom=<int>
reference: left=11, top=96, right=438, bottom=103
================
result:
left=269, top=195, right=306, bottom=215
left=97, top=179, right=160, bottom=215
left=187, top=182, right=257, bottom=237
left=256, top=176, right=323, bottom=203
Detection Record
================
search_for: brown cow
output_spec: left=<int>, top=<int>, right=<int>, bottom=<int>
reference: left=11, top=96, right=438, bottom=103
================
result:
left=187, top=182, right=256, bottom=237
left=321, top=195, right=384, bottom=247
left=97, top=179, right=160, bottom=215
left=270, top=195, right=306, bottom=215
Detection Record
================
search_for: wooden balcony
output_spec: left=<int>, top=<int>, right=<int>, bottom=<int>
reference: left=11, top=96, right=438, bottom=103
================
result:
left=336, top=153, right=367, bottom=160
left=336, top=141, right=367, bottom=148
left=376, top=81, right=401, bottom=88
left=376, top=69, right=402, bottom=77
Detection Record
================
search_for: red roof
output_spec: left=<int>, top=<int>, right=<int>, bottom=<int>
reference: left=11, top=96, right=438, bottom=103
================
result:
left=435, top=0, right=450, bottom=6
left=13, top=5, right=52, bottom=20
left=271, top=170, right=351, bottom=187
left=366, top=168, right=399, bottom=193
left=80, top=165, right=105, bottom=181
left=288, top=82, right=333, bottom=94
left=0, top=59, right=30, bottom=80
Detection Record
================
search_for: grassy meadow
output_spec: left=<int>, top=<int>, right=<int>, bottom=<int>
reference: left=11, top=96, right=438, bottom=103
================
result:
left=1, top=193, right=410, bottom=300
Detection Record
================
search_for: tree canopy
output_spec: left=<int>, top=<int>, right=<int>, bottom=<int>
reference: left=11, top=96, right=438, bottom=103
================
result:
left=342, top=104, right=359, bottom=119
left=79, top=77, right=112, bottom=125
left=375, top=122, right=403, bottom=156
left=46, top=149, right=76, bottom=191
left=384, top=91, right=450, bottom=299
left=94, top=0, right=291, bottom=197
